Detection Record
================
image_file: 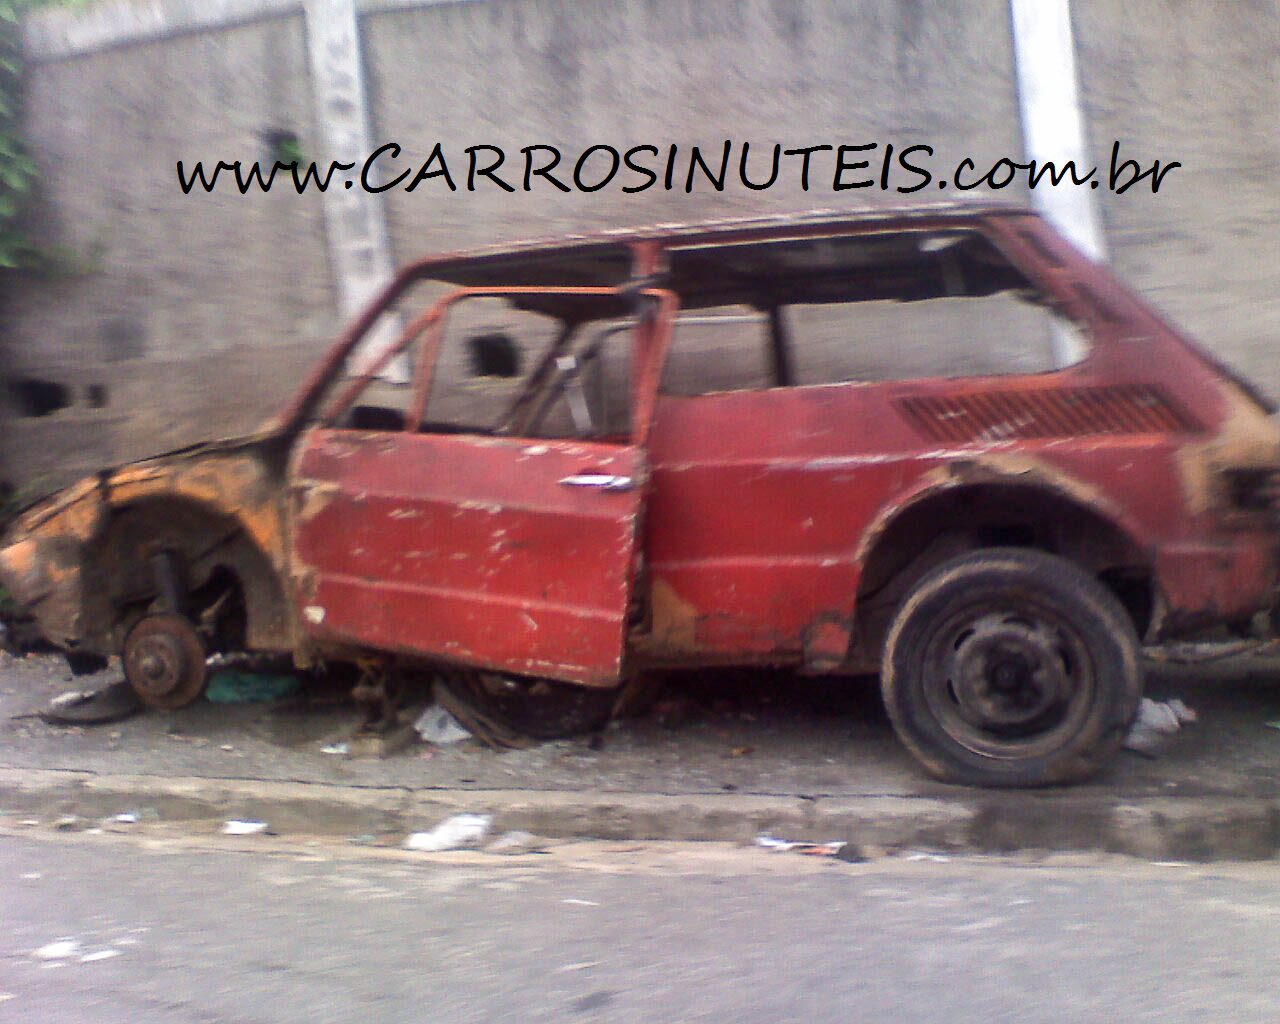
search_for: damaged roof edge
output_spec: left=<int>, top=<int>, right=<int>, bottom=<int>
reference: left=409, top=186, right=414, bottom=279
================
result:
left=401, top=199, right=1033, bottom=280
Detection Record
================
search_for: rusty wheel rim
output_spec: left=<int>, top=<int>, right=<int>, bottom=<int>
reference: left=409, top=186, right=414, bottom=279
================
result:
left=922, top=600, right=1096, bottom=760
left=123, top=614, right=208, bottom=710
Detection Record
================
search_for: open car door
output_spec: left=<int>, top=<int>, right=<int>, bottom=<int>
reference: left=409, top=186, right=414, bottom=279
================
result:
left=288, top=286, right=677, bottom=687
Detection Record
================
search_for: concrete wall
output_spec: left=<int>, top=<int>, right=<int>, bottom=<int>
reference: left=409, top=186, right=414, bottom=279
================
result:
left=1075, top=0, right=1280, bottom=396
left=363, top=0, right=1019, bottom=248
left=4, top=6, right=333, bottom=486
left=1, top=0, right=1276, bottom=493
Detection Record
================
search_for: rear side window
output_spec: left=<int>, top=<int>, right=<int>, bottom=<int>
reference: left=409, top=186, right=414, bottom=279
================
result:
left=660, top=229, right=1088, bottom=394
left=787, top=291, right=1081, bottom=385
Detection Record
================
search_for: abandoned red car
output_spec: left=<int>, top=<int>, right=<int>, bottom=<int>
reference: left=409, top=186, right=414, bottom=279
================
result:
left=3, top=199, right=1278, bottom=786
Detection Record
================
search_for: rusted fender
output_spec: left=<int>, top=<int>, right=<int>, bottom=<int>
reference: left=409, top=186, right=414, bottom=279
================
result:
left=0, top=435, right=287, bottom=649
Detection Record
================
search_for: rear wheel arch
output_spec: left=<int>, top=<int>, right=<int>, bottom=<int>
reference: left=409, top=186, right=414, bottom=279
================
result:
left=854, top=482, right=1157, bottom=657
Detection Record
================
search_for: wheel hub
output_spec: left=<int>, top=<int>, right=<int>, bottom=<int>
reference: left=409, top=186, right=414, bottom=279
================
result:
left=950, top=618, right=1070, bottom=732
left=123, top=614, right=208, bottom=709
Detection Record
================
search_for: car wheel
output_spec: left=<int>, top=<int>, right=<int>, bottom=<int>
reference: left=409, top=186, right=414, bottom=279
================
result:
left=881, top=547, right=1141, bottom=787
left=440, top=670, right=618, bottom=740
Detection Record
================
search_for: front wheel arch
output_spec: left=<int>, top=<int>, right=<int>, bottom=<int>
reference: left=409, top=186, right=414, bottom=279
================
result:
left=82, top=497, right=289, bottom=655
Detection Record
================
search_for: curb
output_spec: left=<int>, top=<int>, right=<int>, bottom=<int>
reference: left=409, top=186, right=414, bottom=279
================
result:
left=0, top=767, right=1277, bottom=861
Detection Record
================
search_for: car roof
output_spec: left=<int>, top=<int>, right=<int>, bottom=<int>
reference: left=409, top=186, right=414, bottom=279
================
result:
left=403, top=197, right=1033, bottom=287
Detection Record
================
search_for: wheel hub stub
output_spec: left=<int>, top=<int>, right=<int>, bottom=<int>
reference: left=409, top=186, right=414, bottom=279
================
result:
left=951, top=620, right=1068, bottom=731
left=123, top=614, right=208, bottom=709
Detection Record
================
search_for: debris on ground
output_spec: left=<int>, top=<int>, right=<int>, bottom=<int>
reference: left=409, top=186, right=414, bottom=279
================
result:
left=205, top=670, right=301, bottom=705
left=222, top=820, right=271, bottom=836
left=33, top=680, right=142, bottom=726
left=1123, top=697, right=1198, bottom=755
left=413, top=703, right=473, bottom=746
left=50, top=690, right=94, bottom=709
left=755, top=833, right=847, bottom=856
left=484, top=830, right=547, bottom=855
left=433, top=675, right=537, bottom=749
left=319, top=742, right=349, bottom=755
left=52, top=816, right=79, bottom=831
left=32, top=939, right=81, bottom=960
left=429, top=669, right=613, bottom=747
left=404, top=813, right=492, bottom=852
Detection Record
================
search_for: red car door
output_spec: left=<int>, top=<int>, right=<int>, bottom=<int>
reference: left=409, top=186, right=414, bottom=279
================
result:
left=288, top=287, right=676, bottom=687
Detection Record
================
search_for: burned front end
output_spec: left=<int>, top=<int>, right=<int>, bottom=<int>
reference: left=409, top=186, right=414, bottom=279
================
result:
left=0, top=437, right=294, bottom=664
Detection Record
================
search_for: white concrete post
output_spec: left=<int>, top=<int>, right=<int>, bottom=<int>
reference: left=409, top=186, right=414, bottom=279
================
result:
left=305, top=0, right=406, bottom=379
left=1009, top=0, right=1106, bottom=261
left=1010, top=0, right=1106, bottom=367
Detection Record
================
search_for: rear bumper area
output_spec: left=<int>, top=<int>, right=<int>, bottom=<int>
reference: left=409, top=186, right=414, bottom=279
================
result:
left=1156, top=531, right=1280, bottom=636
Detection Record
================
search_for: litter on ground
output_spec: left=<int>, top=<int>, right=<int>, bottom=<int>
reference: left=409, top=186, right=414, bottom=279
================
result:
left=205, top=671, right=300, bottom=704
left=755, top=833, right=847, bottom=856
left=222, top=820, right=271, bottom=836
left=32, top=939, right=81, bottom=960
left=413, top=703, right=473, bottom=745
left=1123, top=697, right=1198, bottom=755
left=404, top=813, right=492, bottom=852
left=36, top=680, right=142, bottom=725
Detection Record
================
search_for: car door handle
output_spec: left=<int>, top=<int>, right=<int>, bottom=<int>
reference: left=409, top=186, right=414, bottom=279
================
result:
left=558, top=473, right=635, bottom=491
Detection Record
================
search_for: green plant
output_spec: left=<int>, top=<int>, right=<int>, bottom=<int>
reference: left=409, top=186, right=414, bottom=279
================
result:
left=0, top=0, right=100, bottom=268
left=0, top=2, right=37, bottom=267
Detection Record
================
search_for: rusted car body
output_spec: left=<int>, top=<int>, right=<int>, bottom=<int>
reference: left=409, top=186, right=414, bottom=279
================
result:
left=4, top=200, right=1278, bottom=784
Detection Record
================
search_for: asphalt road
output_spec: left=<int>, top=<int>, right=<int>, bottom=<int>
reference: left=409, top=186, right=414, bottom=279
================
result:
left=1, top=831, right=1278, bottom=1024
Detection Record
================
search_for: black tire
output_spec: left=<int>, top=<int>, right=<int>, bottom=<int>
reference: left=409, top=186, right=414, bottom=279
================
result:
left=881, top=547, right=1141, bottom=787
left=441, top=670, right=617, bottom=740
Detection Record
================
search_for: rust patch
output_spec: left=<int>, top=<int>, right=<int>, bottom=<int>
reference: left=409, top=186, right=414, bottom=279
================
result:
left=1, top=438, right=290, bottom=652
left=646, top=577, right=699, bottom=652
left=964, top=450, right=1114, bottom=511
left=0, top=537, right=38, bottom=582
left=802, top=614, right=852, bottom=670
left=1174, top=386, right=1280, bottom=516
